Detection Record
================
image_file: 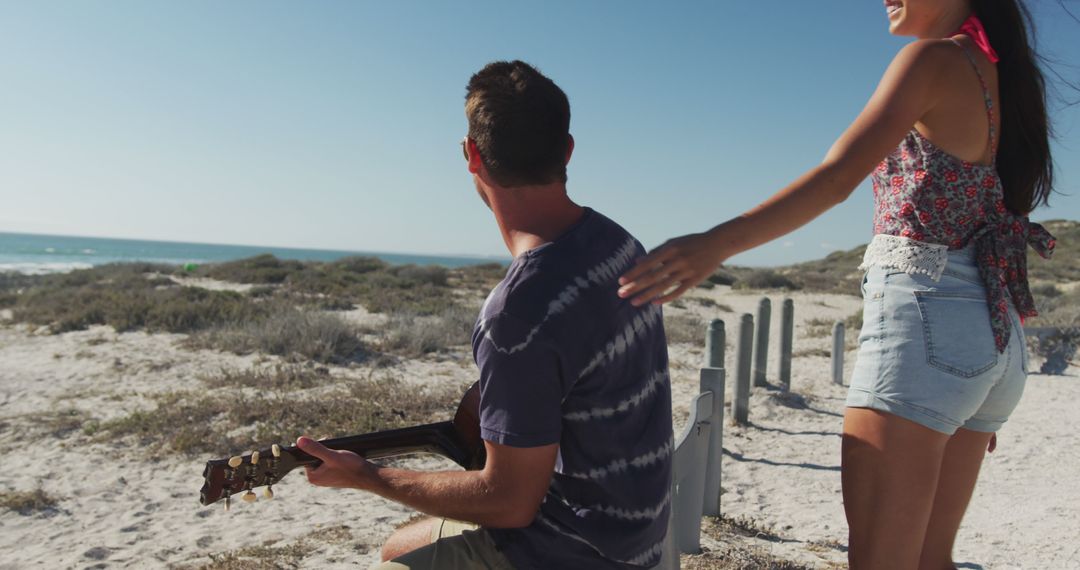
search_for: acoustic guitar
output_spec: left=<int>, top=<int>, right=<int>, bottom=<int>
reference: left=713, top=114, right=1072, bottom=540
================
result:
left=199, top=382, right=485, bottom=510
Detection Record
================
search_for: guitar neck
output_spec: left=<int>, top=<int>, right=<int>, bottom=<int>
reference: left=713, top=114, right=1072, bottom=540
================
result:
left=289, top=421, right=473, bottom=468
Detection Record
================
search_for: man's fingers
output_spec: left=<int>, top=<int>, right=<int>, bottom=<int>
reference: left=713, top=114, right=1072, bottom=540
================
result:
left=296, top=436, right=334, bottom=461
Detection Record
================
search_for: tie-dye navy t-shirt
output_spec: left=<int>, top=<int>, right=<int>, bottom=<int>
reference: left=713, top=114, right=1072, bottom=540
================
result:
left=473, top=208, right=673, bottom=570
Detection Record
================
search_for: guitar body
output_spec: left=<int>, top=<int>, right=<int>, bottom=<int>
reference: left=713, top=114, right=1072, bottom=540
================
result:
left=200, top=382, right=484, bottom=507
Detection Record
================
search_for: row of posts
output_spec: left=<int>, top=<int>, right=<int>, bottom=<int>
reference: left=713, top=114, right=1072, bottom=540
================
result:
left=688, top=297, right=848, bottom=535
left=717, top=298, right=847, bottom=426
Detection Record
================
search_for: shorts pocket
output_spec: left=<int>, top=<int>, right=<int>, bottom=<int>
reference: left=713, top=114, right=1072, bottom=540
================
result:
left=914, top=291, right=998, bottom=378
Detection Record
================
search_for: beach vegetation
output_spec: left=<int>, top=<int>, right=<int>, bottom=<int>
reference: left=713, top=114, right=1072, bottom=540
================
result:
left=804, top=318, right=834, bottom=339
left=196, top=253, right=307, bottom=284
left=685, top=515, right=820, bottom=569
left=90, top=374, right=467, bottom=456
left=9, top=266, right=266, bottom=334
left=706, top=270, right=738, bottom=287
left=186, top=308, right=366, bottom=364
left=685, top=297, right=733, bottom=312
left=0, top=488, right=61, bottom=516
left=376, top=305, right=478, bottom=358
left=0, top=257, right=506, bottom=362
left=199, top=364, right=332, bottom=391
left=178, top=526, right=359, bottom=570
left=664, top=313, right=707, bottom=346
left=732, top=270, right=801, bottom=291
left=194, top=254, right=472, bottom=316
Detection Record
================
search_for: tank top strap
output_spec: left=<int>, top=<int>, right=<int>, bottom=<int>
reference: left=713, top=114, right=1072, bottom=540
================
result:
left=949, top=37, right=997, bottom=162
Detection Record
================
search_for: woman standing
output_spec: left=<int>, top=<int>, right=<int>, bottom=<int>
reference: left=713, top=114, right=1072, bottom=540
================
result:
left=617, top=1, right=1056, bottom=568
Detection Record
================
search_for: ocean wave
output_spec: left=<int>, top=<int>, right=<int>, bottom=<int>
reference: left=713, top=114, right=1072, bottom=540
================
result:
left=0, top=262, right=94, bottom=275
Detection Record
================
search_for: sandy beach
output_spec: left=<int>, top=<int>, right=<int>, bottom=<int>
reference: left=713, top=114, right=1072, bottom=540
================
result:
left=1, top=280, right=1077, bottom=569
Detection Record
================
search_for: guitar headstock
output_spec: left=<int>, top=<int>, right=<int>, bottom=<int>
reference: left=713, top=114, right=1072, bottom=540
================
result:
left=200, top=443, right=305, bottom=509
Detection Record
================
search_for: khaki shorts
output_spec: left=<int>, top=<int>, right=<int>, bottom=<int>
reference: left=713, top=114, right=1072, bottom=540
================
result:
left=371, top=518, right=515, bottom=570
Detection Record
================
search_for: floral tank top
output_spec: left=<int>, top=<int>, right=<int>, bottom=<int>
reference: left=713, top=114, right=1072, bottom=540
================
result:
left=868, top=39, right=1055, bottom=353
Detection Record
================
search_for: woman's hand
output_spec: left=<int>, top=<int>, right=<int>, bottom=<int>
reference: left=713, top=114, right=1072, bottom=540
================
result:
left=618, top=231, right=728, bottom=306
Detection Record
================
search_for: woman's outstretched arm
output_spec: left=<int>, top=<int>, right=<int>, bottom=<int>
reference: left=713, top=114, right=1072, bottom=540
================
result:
left=617, top=40, right=955, bottom=306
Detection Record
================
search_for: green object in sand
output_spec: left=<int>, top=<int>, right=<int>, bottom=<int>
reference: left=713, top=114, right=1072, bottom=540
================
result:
left=182, top=263, right=199, bottom=272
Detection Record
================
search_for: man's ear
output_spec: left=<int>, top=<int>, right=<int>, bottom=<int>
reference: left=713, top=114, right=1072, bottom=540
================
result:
left=467, top=139, right=483, bottom=174
left=565, top=134, right=574, bottom=164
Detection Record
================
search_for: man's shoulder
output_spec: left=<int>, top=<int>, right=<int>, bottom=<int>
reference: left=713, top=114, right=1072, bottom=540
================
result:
left=489, top=212, right=643, bottom=321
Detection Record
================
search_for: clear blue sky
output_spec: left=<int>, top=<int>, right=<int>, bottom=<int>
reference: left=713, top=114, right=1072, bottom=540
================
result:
left=1, top=1, right=1077, bottom=265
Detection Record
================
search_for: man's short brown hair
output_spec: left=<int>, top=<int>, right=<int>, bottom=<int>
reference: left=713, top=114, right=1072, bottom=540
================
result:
left=465, top=60, right=571, bottom=187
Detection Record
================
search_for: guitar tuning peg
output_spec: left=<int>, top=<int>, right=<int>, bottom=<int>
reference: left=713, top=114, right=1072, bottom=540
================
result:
left=250, top=451, right=260, bottom=465
left=242, top=490, right=257, bottom=503
left=264, top=486, right=274, bottom=500
left=272, top=444, right=282, bottom=458
left=228, top=456, right=242, bottom=468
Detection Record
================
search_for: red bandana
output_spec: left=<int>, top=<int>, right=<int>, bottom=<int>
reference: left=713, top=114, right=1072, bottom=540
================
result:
left=954, top=13, right=1000, bottom=63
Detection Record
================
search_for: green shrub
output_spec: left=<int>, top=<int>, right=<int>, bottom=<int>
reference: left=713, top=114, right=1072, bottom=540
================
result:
left=330, top=256, right=389, bottom=274
left=706, top=271, right=737, bottom=286
left=13, top=275, right=265, bottom=334
left=200, top=254, right=306, bottom=284
left=187, top=308, right=365, bottom=364
left=389, top=265, right=449, bottom=287
left=732, top=270, right=800, bottom=291
left=379, top=305, right=478, bottom=357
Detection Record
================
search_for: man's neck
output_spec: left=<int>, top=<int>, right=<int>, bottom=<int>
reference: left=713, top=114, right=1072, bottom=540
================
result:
left=489, top=184, right=585, bottom=258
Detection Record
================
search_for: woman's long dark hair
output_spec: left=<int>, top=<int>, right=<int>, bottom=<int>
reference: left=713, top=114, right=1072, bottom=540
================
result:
left=972, top=0, right=1053, bottom=215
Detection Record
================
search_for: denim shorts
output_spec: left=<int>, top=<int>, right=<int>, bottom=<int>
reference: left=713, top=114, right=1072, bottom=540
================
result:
left=846, top=248, right=1029, bottom=435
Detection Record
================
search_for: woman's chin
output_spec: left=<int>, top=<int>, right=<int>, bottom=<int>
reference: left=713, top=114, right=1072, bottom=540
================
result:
left=887, top=19, right=910, bottom=36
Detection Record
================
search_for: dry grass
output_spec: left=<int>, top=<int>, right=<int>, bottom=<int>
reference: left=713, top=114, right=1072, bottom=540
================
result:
left=186, top=308, right=366, bottom=364
left=732, top=270, right=801, bottom=291
left=0, top=488, right=60, bottom=515
left=685, top=297, right=733, bottom=312
left=199, top=364, right=331, bottom=391
left=665, top=313, right=708, bottom=346
left=89, top=375, right=466, bottom=456
left=175, top=525, right=362, bottom=570
left=681, top=549, right=817, bottom=570
left=804, top=318, right=835, bottom=339
left=681, top=515, right=831, bottom=570
left=376, top=305, right=478, bottom=357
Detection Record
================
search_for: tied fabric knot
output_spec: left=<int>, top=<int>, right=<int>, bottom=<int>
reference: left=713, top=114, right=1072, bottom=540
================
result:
left=954, top=13, right=999, bottom=63
left=972, top=213, right=1055, bottom=352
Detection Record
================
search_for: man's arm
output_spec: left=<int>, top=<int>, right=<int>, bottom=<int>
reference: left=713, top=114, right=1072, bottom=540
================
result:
left=297, top=436, right=558, bottom=528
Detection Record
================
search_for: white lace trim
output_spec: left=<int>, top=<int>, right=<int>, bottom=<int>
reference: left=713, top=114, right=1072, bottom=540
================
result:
left=859, top=234, right=948, bottom=281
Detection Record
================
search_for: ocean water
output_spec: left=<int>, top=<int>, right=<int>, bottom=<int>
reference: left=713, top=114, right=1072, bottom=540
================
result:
left=0, top=232, right=506, bottom=274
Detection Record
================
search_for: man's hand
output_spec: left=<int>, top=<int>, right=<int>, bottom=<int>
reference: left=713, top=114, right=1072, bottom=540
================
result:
left=296, top=436, right=378, bottom=490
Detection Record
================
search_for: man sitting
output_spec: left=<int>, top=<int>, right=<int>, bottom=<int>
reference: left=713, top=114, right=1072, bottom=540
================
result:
left=298, top=60, right=673, bottom=570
